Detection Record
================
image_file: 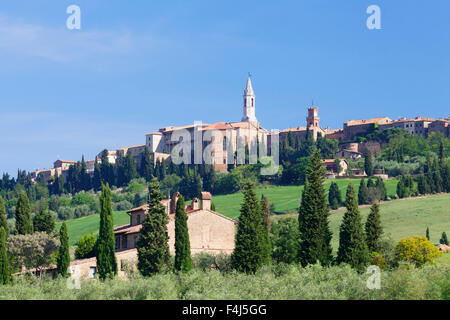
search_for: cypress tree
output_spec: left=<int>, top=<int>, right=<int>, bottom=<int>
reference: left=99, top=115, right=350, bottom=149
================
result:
left=358, top=179, right=369, bottom=205
left=0, top=227, right=11, bottom=285
left=426, top=227, right=430, bottom=241
left=15, top=191, right=33, bottom=235
left=33, top=208, right=55, bottom=234
left=365, top=203, right=383, bottom=252
left=328, top=181, right=342, bottom=210
left=96, top=183, right=117, bottom=280
left=174, top=195, right=192, bottom=272
left=137, top=179, right=171, bottom=276
left=232, top=181, right=271, bottom=273
left=364, top=149, right=374, bottom=176
left=440, top=232, right=449, bottom=245
left=337, top=184, right=369, bottom=271
left=0, top=196, right=8, bottom=236
left=417, top=174, right=429, bottom=195
left=210, top=201, right=216, bottom=212
left=56, top=222, right=70, bottom=277
left=93, top=158, right=102, bottom=191
left=297, top=149, right=333, bottom=267
left=261, top=195, right=271, bottom=233
left=375, top=177, right=387, bottom=201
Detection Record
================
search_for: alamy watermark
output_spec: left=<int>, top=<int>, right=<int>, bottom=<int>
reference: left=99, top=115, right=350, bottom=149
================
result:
left=66, top=5, right=81, bottom=30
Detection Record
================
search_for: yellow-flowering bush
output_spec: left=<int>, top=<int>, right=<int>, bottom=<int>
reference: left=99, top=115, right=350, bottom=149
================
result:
left=396, top=237, right=442, bottom=267
left=370, top=252, right=387, bottom=270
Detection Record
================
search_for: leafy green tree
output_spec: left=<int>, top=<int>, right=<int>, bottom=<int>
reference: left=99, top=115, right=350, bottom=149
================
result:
left=337, top=184, right=369, bottom=271
left=271, top=218, right=299, bottom=264
left=74, top=233, right=97, bottom=259
left=137, top=179, right=171, bottom=276
left=232, top=181, right=271, bottom=273
left=297, top=149, right=333, bottom=267
left=440, top=232, right=449, bottom=245
left=33, top=209, right=55, bottom=234
left=15, top=192, right=33, bottom=235
left=0, top=227, right=11, bottom=285
left=365, top=203, right=383, bottom=252
left=364, top=149, right=374, bottom=176
left=96, top=183, right=117, bottom=280
left=174, top=195, right=192, bottom=272
left=0, top=196, right=8, bottom=236
left=358, top=179, right=369, bottom=205
left=56, top=222, right=70, bottom=277
left=328, top=181, right=342, bottom=210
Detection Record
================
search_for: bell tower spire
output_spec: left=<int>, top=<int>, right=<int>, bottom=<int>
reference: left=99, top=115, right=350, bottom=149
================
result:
left=242, top=75, right=257, bottom=122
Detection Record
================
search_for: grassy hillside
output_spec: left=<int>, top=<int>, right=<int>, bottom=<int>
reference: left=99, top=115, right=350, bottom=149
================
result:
left=213, top=178, right=399, bottom=219
left=56, top=211, right=130, bottom=246
left=273, top=194, right=450, bottom=251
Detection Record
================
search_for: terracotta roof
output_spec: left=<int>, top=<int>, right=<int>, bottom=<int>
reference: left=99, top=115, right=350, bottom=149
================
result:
left=345, top=117, right=391, bottom=126
left=117, top=145, right=145, bottom=151
left=281, top=126, right=307, bottom=133
left=201, top=192, right=212, bottom=200
left=114, top=224, right=142, bottom=235
left=146, top=132, right=163, bottom=135
left=55, top=159, right=76, bottom=163
left=201, top=122, right=234, bottom=131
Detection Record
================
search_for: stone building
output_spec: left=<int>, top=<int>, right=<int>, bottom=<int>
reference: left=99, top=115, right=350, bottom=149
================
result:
left=378, top=116, right=434, bottom=137
left=114, top=191, right=236, bottom=255
left=343, top=117, right=392, bottom=140
left=428, top=118, right=450, bottom=138
left=144, top=77, right=269, bottom=172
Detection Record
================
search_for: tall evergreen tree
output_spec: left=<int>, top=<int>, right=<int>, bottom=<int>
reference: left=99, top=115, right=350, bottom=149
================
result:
left=15, top=192, right=33, bottom=235
left=0, top=196, right=8, bottom=236
left=426, top=227, right=430, bottom=241
left=93, top=158, right=102, bottom=191
left=96, top=183, right=117, bottom=280
left=0, top=227, right=11, bottom=285
left=365, top=203, right=383, bottom=252
left=232, top=182, right=271, bottom=273
left=139, top=147, right=154, bottom=181
left=364, top=149, right=374, bottom=176
left=358, top=179, right=369, bottom=205
left=137, top=179, right=171, bottom=276
left=440, top=232, right=449, bottom=245
left=337, top=184, right=369, bottom=271
left=297, top=149, right=333, bottom=267
left=56, top=222, right=70, bottom=277
left=328, top=181, right=342, bottom=210
left=261, top=195, right=271, bottom=233
left=375, top=177, right=387, bottom=201
left=174, top=195, right=192, bottom=272
left=33, top=208, right=55, bottom=234
left=417, top=174, right=430, bottom=195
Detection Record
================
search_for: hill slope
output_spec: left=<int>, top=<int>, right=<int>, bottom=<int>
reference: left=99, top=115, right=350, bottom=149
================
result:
left=273, top=194, right=450, bottom=250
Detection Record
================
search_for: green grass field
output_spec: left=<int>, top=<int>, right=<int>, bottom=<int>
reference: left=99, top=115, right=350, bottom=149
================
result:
left=57, top=178, right=449, bottom=251
left=273, top=193, right=450, bottom=251
left=56, top=211, right=130, bottom=246
left=213, top=178, right=399, bottom=219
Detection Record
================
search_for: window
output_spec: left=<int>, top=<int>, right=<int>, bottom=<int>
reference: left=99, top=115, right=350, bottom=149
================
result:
left=115, top=236, right=120, bottom=250
left=89, top=267, right=96, bottom=279
left=134, top=236, right=139, bottom=247
left=137, top=215, right=141, bottom=224
left=122, top=235, right=127, bottom=249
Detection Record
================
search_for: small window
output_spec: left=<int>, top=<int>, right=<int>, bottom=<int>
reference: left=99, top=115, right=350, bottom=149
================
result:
left=137, top=215, right=141, bottom=224
left=89, top=267, right=96, bottom=279
left=122, top=235, right=127, bottom=249
left=134, top=236, right=139, bottom=247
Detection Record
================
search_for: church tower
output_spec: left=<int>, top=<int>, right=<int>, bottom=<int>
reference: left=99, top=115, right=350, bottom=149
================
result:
left=306, top=105, right=319, bottom=128
left=242, top=76, right=257, bottom=122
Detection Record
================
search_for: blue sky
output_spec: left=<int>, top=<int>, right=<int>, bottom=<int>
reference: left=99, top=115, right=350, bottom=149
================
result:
left=0, top=0, right=449, bottom=176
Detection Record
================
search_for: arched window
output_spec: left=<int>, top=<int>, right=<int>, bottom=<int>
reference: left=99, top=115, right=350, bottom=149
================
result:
left=252, top=98, right=254, bottom=107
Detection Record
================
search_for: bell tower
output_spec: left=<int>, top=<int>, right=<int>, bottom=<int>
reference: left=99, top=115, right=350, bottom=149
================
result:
left=242, top=76, right=257, bottom=123
left=306, top=104, right=319, bottom=128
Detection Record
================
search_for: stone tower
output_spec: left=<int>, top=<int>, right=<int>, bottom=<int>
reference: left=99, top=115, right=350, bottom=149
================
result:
left=306, top=106, right=319, bottom=128
left=242, top=76, right=257, bottom=122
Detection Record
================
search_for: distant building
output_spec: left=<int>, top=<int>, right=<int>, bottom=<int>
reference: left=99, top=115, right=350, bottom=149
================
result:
left=378, top=116, right=434, bottom=137
left=428, top=118, right=450, bottom=138
left=343, top=117, right=392, bottom=140
left=321, top=159, right=348, bottom=177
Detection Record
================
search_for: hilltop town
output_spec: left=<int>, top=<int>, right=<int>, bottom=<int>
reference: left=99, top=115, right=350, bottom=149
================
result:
left=30, top=76, right=450, bottom=183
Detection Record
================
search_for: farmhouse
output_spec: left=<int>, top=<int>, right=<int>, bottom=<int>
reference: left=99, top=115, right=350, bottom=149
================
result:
left=63, top=191, right=237, bottom=280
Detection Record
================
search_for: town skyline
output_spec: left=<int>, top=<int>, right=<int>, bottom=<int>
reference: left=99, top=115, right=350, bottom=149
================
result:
left=1, top=1, right=450, bottom=176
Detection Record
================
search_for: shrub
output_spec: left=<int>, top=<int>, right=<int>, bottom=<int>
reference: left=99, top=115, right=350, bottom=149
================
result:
left=74, top=233, right=96, bottom=260
left=74, top=205, right=91, bottom=218
left=114, top=200, right=133, bottom=211
left=396, top=237, right=442, bottom=267
left=57, top=207, right=74, bottom=221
